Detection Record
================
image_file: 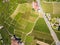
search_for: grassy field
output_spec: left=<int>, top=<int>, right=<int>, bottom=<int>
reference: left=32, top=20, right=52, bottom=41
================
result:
left=32, top=30, right=54, bottom=44
left=34, top=18, right=50, bottom=33
left=40, top=0, right=53, bottom=13
left=33, top=18, right=54, bottom=44
left=25, top=35, right=34, bottom=45
left=41, top=0, right=60, bottom=15
left=53, top=2, right=60, bottom=14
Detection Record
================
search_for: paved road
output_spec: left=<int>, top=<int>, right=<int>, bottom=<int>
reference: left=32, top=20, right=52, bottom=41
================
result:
left=36, top=0, right=60, bottom=45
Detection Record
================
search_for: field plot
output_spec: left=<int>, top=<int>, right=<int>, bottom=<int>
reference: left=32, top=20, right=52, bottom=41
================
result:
left=0, top=0, right=60, bottom=45
left=40, top=0, right=60, bottom=42
left=41, top=0, right=60, bottom=15
left=0, top=0, right=38, bottom=44
left=10, top=3, right=39, bottom=42
left=0, top=28, right=11, bottom=45
left=51, top=14, right=60, bottom=18
left=25, top=35, right=34, bottom=45
left=40, top=0, right=53, bottom=13
left=34, top=18, right=50, bottom=33
left=33, top=18, right=54, bottom=44
left=9, top=0, right=19, bottom=15
left=0, top=1, right=12, bottom=45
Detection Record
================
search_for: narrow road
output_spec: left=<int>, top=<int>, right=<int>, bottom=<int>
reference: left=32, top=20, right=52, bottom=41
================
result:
left=36, top=0, right=60, bottom=45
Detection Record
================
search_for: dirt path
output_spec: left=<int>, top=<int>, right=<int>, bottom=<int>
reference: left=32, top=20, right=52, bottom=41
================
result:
left=10, top=4, right=21, bottom=19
